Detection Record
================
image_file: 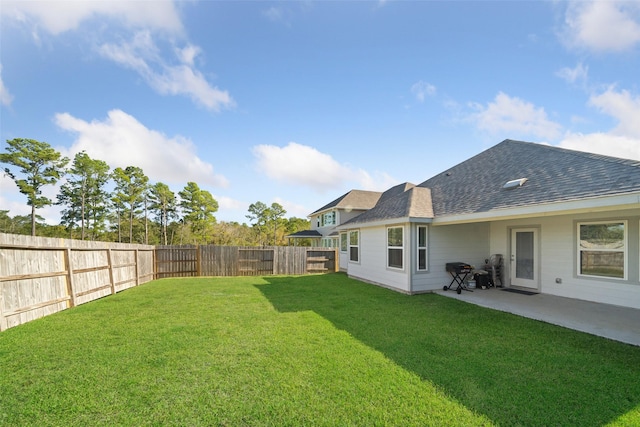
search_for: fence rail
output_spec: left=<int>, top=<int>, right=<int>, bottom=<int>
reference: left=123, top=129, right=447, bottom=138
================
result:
left=155, top=245, right=337, bottom=277
left=0, top=233, right=155, bottom=331
left=0, top=233, right=337, bottom=331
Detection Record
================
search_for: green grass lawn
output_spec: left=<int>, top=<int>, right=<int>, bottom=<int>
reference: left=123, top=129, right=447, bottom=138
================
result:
left=1, top=273, right=639, bottom=426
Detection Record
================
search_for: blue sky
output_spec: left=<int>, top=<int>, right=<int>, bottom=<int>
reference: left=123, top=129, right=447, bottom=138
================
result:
left=1, top=1, right=640, bottom=224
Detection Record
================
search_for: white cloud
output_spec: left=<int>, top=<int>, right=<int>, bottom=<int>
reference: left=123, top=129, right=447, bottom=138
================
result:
left=176, top=44, right=201, bottom=67
left=0, top=172, right=64, bottom=225
left=99, top=31, right=234, bottom=112
left=272, top=197, right=310, bottom=220
left=212, top=195, right=249, bottom=223
left=556, top=62, right=589, bottom=87
left=562, top=1, right=640, bottom=52
left=54, top=109, right=229, bottom=188
left=558, top=87, right=640, bottom=161
left=253, top=142, right=350, bottom=190
left=470, top=92, right=563, bottom=141
left=216, top=195, right=247, bottom=212
left=411, top=80, right=436, bottom=103
left=588, top=87, right=640, bottom=138
left=3, top=1, right=233, bottom=111
left=262, top=4, right=301, bottom=26
left=0, top=175, right=26, bottom=215
left=252, top=142, right=397, bottom=192
left=354, top=170, right=399, bottom=192
left=0, top=64, right=13, bottom=106
left=1, top=0, right=183, bottom=36
left=558, top=132, right=640, bottom=161
left=263, top=6, right=287, bottom=23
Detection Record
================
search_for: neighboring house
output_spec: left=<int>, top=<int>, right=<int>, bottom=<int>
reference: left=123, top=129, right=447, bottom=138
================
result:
left=320, top=139, right=639, bottom=310
left=287, top=189, right=382, bottom=247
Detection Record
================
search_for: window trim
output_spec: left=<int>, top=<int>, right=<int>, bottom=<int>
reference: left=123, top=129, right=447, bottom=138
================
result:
left=417, top=225, right=428, bottom=272
left=387, top=226, right=404, bottom=270
left=349, top=230, right=359, bottom=263
left=577, top=220, right=627, bottom=280
left=340, top=232, right=347, bottom=252
left=321, top=211, right=335, bottom=226
left=321, top=237, right=336, bottom=248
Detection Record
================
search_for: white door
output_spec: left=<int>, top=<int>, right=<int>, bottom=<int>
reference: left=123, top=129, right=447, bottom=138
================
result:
left=510, top=228, right=538, bottom=289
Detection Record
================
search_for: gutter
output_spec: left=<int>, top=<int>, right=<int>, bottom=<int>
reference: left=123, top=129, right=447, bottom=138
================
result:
left=432, top=193, right=640, bottom=226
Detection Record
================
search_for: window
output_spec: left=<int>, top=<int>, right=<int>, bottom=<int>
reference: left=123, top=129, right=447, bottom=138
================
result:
left=321, top=211, right=335, bottom=226
left=387, top=226, right=403, bottom=269
left=321, top=237, right=333, bottom=248
left=340, top=232, right=347, bottom=252
left=349, top=230, right=359, bottom=262
left=578, top=221, right=626, bottom=279
left=417, top=226, right=428, bottom=271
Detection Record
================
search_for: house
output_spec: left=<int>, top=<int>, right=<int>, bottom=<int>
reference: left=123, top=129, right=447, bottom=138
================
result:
left=287, top=189, right=382, bottom=247
left=318, top=139, right=640, bottom=310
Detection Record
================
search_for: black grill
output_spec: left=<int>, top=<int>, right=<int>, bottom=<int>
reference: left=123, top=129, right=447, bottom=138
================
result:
left=446, top=262, right=472, bottom=274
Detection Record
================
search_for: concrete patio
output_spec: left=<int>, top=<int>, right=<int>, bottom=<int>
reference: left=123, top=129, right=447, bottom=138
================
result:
left=435, top=287, right=640, bottom=347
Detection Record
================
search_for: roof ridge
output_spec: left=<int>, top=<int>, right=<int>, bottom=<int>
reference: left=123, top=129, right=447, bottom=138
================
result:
left=506, top=139, right=640, bottom=166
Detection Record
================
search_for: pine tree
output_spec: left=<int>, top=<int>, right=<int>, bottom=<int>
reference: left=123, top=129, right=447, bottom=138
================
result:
left=0, top=138, right=69, bottom=236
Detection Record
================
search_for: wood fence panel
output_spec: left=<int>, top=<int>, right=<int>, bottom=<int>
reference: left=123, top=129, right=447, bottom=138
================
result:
left=0, top=247, right=69, bottom=330
left=0, top=233, right=154, bottom=331
left=1, top=233, right=337, bottom=331
left=199, top=246, right=238, bottom=277
left=238, top=248, right=274, bottom=276
left=155, top=245, right=197, bottom=278
left=110, top=250, right=137, bottom=292
left=138, top=249, right=155, bottom=282
left=274, top=246, right=304, bottom=275
left=70, top=249, right=111, bottom=305
left=153, top=246, right=338, bottom=277
left=306, top=248, right=338, bottom=273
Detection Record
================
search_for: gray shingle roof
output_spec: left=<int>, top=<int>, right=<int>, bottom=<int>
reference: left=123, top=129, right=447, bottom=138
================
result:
left=286, top=230, right=322, bottom=238
left=421, top=139, right=640, bottom=217
left=341, top=183, right=434, bottom=225
left=310, top=189, right=382, bottom=215
left=340, top=139, right=640, bottom=226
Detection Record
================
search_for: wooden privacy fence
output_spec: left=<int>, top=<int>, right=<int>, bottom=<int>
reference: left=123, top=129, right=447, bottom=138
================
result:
left=0, top=233, right=154, bottom=331
left=155, top=245, right=338, bottom=278
left=0, top=234, right=338, bottom=331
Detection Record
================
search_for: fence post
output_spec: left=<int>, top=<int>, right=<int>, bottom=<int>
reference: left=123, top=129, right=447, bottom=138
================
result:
left=64, top=248, right=76, bottom=308
left=272, top=247, right=277, bottom=275
left=197, top=245, right=202, bottom=277
left=107, top=249, right=115, bottom=295
left=135, top=249, right=140, bottom=286
left=151, top=246, right=158, bottom=280
left=0, top=288, right=7, bottom=331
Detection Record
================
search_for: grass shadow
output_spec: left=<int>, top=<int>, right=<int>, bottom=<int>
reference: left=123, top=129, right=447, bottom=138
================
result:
left=258, top=273, right=640, bottom=426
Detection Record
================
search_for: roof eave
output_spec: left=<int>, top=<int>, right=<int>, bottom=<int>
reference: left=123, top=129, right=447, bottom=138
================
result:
left=308, top=206, right=369, bottom=219
left=336, top=216, right=434, bottom=230
left=432, top=192, right=640, bottom=225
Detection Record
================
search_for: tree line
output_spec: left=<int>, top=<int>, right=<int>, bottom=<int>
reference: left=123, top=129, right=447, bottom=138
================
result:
left=1, top=138, right=310, bottom=245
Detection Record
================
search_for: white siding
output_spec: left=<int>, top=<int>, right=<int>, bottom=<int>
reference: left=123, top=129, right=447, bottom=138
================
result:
left=342, top=208, right=640, bottom=309
left=347, top=224, right=411, bottom=293
left=338, top=250, right=349, bottom=272
left=411, top=223, right=490, bottom=293
left=489, top=208, right=640, bottom=310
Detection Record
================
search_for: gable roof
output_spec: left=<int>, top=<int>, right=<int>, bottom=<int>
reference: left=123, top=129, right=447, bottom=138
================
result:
left=286, top=229, right=322, bottom=238
left=338, top=139, right=640, bottom=227
left=340, top=183, right=434, bottom=225
left=421, top=139, right=640, bottom=217
left=310, top=189, right=382, bottom=216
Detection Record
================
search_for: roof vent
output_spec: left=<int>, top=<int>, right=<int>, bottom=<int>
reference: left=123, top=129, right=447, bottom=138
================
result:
left=503, top=178, right=528, bottom=189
